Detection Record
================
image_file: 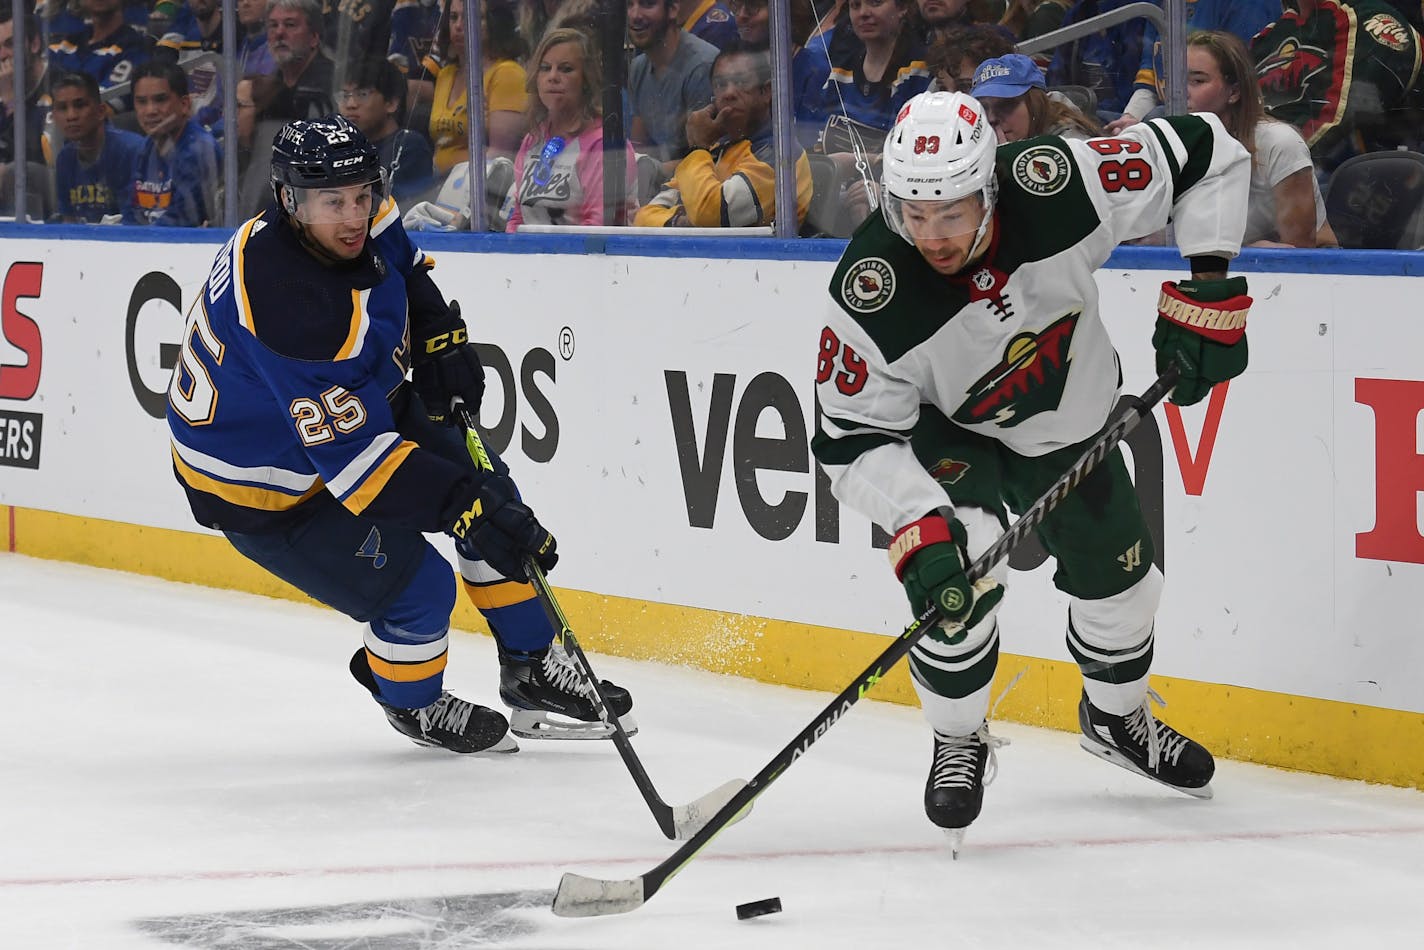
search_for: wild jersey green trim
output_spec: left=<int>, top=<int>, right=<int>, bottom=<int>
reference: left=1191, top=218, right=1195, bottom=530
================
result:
left=828, top=213, right=974, bottom=364
left=1149, top=115, right=1214, bottom=201
left=811, top=428, right=902, bottom=466
left=819, top=411, right=914, bottom=434
left=993, top=136, right=1101, bottom=261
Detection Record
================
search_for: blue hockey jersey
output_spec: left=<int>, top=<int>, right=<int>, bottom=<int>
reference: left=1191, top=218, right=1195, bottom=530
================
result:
left=166, top=199, right=474, bottom=535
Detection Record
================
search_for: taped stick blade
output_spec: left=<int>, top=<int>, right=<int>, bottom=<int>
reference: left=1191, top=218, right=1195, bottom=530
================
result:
left=672, top=779, right=752, bottom=840
left=551, top=872, right=645, bottom=918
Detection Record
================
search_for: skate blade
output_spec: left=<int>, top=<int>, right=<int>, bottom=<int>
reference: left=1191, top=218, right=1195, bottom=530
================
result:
left=404, top=731, right=520, bottom=754
left=1078, top=736, right=1214, bottom=799
left=943, top=827, right=967, bottom=859
left=509, top=708, right=640, bottom=740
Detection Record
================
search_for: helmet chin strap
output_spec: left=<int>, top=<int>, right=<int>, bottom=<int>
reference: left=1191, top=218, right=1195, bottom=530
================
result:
left=284, top=213, right=348, bottom=266
left=961, top=180, right=998, bottom=268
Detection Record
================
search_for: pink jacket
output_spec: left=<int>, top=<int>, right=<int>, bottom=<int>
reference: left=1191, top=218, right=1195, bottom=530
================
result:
left=505, top=121, right=639, bottom=229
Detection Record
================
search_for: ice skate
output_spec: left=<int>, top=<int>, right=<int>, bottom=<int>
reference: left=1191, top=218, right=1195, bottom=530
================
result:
left=498, top=641, right=637, bottom=739
left=349, top=649, right=517, bottom=754
left=1078, top=689, right=1214, bottom=798
left=925, top=723, right=1005, bottom=857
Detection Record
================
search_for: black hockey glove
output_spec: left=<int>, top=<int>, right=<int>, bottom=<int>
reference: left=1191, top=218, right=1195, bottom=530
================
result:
left=890, top=513, right=1002, bottom=645
left=1153, top=277, right=1251, bottom=407
left=413, top=302, right=485, bottom=425
left=447, top=472, right=558, bottom=581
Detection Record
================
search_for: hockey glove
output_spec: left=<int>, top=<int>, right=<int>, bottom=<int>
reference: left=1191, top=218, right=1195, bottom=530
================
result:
left=447, top=473, right=558, bottom=581
left=890, top=513, right=1003, bottom=645
left=1153, top=276, right=1252, bottom=407
left=413, top=302, right=485, bottom=425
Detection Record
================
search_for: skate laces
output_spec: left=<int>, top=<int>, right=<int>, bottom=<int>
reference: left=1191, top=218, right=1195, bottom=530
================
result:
left=420, top=692, right=474, bottom=736
left=541, top=645, right=591, bottom=697
left=1123, top=688, right=1190, bottom=771
left=931, top=724, right=1007, bottom=790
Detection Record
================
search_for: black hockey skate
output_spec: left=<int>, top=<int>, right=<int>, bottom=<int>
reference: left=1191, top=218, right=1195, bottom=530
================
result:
left=1078, top=689, right=1214, bottom=798
left=349, top=649, right=516, bottom=754
left=497, top=642, right=637, bottom=740
left=925, top=723, right=1006, bottom=857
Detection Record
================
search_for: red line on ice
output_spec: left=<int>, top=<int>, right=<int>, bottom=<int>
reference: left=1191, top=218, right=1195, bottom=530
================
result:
left=5, top=824, right=1423, bottom=889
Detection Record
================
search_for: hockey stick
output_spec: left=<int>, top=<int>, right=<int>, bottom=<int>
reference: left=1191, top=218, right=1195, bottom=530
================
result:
left=551, top=365, right=1181, bottom=917
left=454, top=400, right=748, bottom=841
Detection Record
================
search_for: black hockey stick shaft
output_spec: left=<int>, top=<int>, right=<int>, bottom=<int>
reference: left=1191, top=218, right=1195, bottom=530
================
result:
left=554, top=364, right=1180, bottom=915
left=454, top=401, right=683, bottom=839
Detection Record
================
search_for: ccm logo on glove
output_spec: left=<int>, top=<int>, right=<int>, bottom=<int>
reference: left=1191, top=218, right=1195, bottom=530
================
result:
left=450, top=496, right=483, bottom=539
left=424, top=326, right=468, bottom=355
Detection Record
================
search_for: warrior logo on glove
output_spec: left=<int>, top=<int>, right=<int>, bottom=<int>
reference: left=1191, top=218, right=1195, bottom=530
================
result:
left=1152, top=276, right=1252, bottom=406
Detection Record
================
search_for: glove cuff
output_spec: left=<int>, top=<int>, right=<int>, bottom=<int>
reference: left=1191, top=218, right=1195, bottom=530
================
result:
left=1157, top=280, right=1251, bottom=345
left=889, top=515, right=954, bottom=581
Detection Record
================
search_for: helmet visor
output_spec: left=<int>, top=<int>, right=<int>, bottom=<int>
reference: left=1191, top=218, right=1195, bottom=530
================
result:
left=287, top=177, right=385, bottom=226
left=882, top=191, right=989, bottom=241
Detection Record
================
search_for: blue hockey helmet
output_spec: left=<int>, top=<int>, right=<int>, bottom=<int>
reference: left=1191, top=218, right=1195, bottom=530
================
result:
left=269, top=115, right=387, bottom=219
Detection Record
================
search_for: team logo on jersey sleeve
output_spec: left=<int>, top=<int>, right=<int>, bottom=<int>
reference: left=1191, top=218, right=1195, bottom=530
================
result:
left=952, top=311, right=1080, bottom=428
left=1012, top=145, right=1072, bottom=195
left=841, top=257, right=896, bottom=313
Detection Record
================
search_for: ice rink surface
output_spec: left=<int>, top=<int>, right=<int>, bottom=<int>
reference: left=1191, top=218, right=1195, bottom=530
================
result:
left=3, top=553, right=1421, bottom=949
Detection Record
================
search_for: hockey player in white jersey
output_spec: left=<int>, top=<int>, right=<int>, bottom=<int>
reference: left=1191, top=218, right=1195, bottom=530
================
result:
left=812, top=92, right=1253, bottom=842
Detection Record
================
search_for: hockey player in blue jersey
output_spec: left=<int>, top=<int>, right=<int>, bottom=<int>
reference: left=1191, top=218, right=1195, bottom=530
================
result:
left=166, top=115, right=634, bottom=753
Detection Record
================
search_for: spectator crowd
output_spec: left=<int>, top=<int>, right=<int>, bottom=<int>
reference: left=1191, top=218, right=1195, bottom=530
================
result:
left=3, top=0, right=1424, bottom=247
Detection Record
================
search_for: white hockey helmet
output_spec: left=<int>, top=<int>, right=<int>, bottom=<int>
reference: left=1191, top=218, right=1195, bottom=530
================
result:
left=881, top=91, right=998, bottom=247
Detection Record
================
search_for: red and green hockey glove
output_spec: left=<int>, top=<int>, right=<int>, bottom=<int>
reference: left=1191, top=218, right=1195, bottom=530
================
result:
left=1152, top=276, right=1252, bottom=407
left=890, top=513, right=1003, bottom=644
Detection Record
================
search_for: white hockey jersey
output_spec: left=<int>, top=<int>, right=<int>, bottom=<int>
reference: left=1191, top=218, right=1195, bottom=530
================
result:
left=812, top=113, right=1250, bottom=535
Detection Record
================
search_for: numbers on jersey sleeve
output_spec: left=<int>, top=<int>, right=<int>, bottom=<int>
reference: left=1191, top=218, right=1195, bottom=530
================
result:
left=289, top=386, right=369, bottom=447
left=1087, top=138, right=1153, bottom=193
left=815, top=327, right=869, bottom=396
left=168, top=302, right=226, bottom=426
left=290, top=399, right=333, bottom=446
left=322, top=386, right=368, bottom=432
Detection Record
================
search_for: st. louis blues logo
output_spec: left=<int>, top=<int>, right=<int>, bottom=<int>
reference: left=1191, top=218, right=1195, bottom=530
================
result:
left=952, top=311, right=1080, bottom=427
left=357, top=527, right=388, bottom=569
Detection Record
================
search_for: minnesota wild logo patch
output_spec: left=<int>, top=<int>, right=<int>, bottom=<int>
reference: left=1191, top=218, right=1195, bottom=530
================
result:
left=1012, top=145, right=1072, bottom=196
left=952, top=311, right=1080, bottom=427
left=841, top=258, right=896, bottom=313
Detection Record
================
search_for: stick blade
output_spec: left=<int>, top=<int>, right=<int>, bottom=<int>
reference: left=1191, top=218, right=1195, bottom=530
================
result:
left=672, top=779, right=752, bottom=840
left=551, top=872, right=645, bottom=917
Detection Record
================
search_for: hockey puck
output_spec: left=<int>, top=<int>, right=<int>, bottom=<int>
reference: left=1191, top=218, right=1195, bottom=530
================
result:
left=735, top=897, right=782, bottom=920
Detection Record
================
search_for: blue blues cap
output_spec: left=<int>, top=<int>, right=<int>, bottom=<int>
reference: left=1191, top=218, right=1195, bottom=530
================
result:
left=970, top=54, right=1046, bottom=99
